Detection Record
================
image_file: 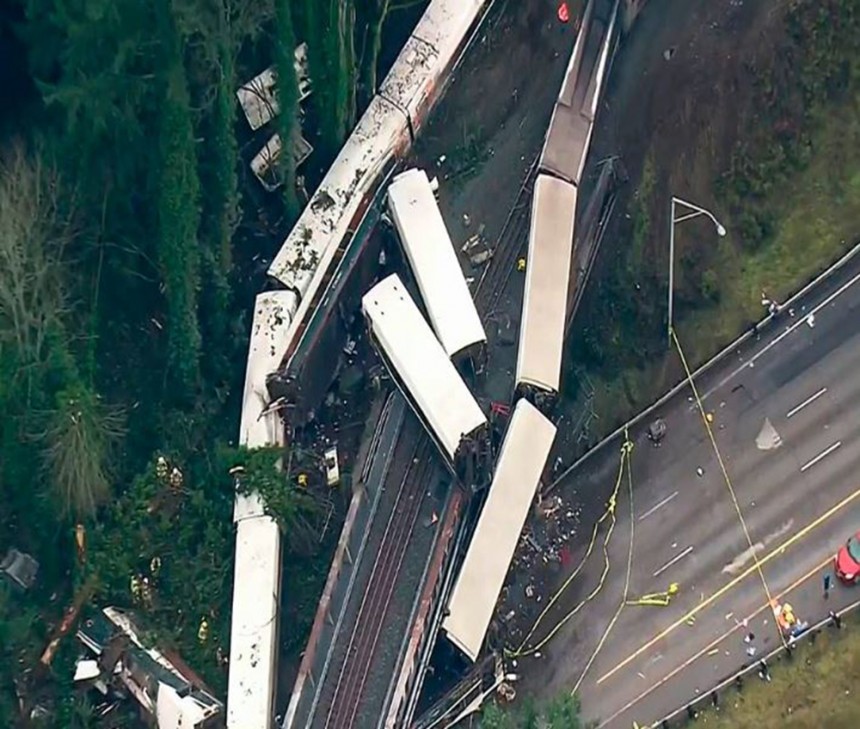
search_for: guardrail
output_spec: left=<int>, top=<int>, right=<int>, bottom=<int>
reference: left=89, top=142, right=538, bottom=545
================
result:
left=549, top=238, right=860, bottom=491
left=652, top=596, right=860, bottom=727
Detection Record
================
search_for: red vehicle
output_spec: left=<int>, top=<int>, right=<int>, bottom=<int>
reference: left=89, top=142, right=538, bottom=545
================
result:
left=835, top=531, right=860, bottom=584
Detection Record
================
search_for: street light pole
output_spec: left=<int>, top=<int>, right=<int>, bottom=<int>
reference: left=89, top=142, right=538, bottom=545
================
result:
left=668, top=209, right=676, bottom=344
left=667, top=196, right=727, bottom=345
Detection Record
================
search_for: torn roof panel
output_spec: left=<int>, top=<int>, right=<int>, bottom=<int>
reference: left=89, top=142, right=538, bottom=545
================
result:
left=267, top=94, right=406, bottom=295
left=379, top=35, right=438, bottom=116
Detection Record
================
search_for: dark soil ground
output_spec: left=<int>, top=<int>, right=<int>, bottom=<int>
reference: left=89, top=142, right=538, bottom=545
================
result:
left=411, top=0, right=581, bottom=251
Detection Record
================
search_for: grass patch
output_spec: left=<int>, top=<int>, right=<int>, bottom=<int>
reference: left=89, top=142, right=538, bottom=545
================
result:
left=572, top=90, right=860, bottom=444
left=697, top=614, right=860, bottom=728
left=566, top=1, right=860, bottom=444
left=677, top=93, right=860, bottom=364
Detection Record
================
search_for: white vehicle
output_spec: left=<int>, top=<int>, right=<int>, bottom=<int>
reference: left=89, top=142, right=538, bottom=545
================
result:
left=387, top=168, right=486, bottom=363
left=443, top=399, right=557, bottom=661
left=515, top=174, right=577, bottom=411
left=235, top=44, right=312, bottom=132
left=250, top=133, right=314, bottom=192
left=361, top=274, right=487, bottom=476
left=228, top=292, right=292, bottom=729
left=323, top=446, right=340, bottom=487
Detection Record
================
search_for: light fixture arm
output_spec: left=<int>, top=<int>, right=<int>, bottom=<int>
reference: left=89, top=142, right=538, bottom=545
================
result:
left=667, top=196, right=727, bottom=344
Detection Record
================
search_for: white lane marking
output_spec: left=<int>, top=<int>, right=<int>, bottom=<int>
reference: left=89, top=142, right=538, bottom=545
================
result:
left=705, top=268, right=860, bottom=399
left=638, top=491, right=679, bottom=521
left=653, top=546, right=694, bottom=578
left=786, top=387, right=828, bottom=419
left=800, top=441, right=842, bottom=472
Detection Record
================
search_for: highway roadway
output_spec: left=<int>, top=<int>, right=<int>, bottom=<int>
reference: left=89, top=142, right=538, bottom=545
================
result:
left=509, top=250, right=860, bottom=727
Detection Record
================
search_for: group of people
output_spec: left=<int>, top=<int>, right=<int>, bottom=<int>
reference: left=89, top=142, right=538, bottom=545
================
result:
left=773, top=600, right=808, bottom=641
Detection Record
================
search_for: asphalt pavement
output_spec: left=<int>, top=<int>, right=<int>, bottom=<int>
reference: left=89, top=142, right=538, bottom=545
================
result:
left=511, top=249, right=860, bottom=728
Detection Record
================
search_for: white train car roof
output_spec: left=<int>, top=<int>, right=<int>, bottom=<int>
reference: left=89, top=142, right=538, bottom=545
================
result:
left=516, top=174, right=577, bottom=395
left=268, top=94, right=407, bottom=296
left=442, top=399, right=557, bottom=661
left=226, top=516, right=281, bottom=729
left=362, top=274, right=486, bottom=461
left=380, top=0, right=485, bottom=120
left=540, top=0, right=618, bottom=185
left=413, top=0, right=486, bottom=70
left=387, top=168, right=485, bottom=358
left=234, top=290, right=296, bottom=521
left=228, top=290, right=293, bottom=729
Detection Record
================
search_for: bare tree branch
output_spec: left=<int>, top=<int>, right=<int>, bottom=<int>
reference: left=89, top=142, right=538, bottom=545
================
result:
left=0, top=144, right=76, bottom=370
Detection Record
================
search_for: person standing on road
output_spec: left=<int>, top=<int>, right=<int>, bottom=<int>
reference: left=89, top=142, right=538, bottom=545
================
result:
left=824, top=572, right=832, bottom=599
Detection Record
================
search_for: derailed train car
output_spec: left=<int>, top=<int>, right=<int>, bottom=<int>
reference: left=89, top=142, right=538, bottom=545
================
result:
left=361, top=274, right=490, bottom=488
left=514, top=174, right=578, bottom=413
left=228, top=3, right=494, bottom=728
left=443, top=398, right=557, bottom=662
left=386, top=168, right=486, bottom=371
left=515, top=0, right=620, bottom=413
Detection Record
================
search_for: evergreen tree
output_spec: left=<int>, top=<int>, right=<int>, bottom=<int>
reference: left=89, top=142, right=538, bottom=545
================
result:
left=156, top=57, right=203, bottom=394
left=275, top=0, right=302, bottom=220
left=357, top=0, right=390, bottom=110
left=306, top=0, right=356, bottom=161
left=478, top=694, right=585, bottom=729
left=39, top=384, right=126, bottom=520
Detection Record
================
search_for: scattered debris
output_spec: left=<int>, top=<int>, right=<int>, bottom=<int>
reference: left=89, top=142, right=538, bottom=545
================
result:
left=1, top=548, right=39, bottom=591
left=647, top=418, right=667, bottom=445
left=324, top=445, right=340, bottom=487
left=497, top=681, right=516, bottom=702
left=76, top=607, right=223, bottom=729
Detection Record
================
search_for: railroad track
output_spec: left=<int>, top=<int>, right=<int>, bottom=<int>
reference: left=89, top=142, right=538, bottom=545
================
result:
left=321, top=438, right=435, bottom=729
left=476, top=154, right=539, bottom=315
left=314, top=156, right=540, bottom=728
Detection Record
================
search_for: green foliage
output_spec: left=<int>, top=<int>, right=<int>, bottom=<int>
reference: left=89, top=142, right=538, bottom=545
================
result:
left=0, top=583, right=42, bottom=722
left=156, top=60, right=203, bottom=394
left=85, top=453, right=235, bottom=692
left=569, top=155, right=664, bottom=383
left=717, top=0, right=860, bottom=242
left=275, top=0, right=302, bottom=220
left=477, top=693, right=585, bottom=729
left=24, top=0, right=160, bottom=152
left=355, top=0, right=391, bottom=109
left=306, top=0, right=356, bottom=161
left=37, top=383, right=127, bottom=521
left=197, top=43, right=240, bottom=390
left=699, top=268, right=721, bottom=305
left=1, top=0, right=423, bottom=719
left=0, top=145, right=73, bottom=376
left=232, top=446, right=322, bottom=549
